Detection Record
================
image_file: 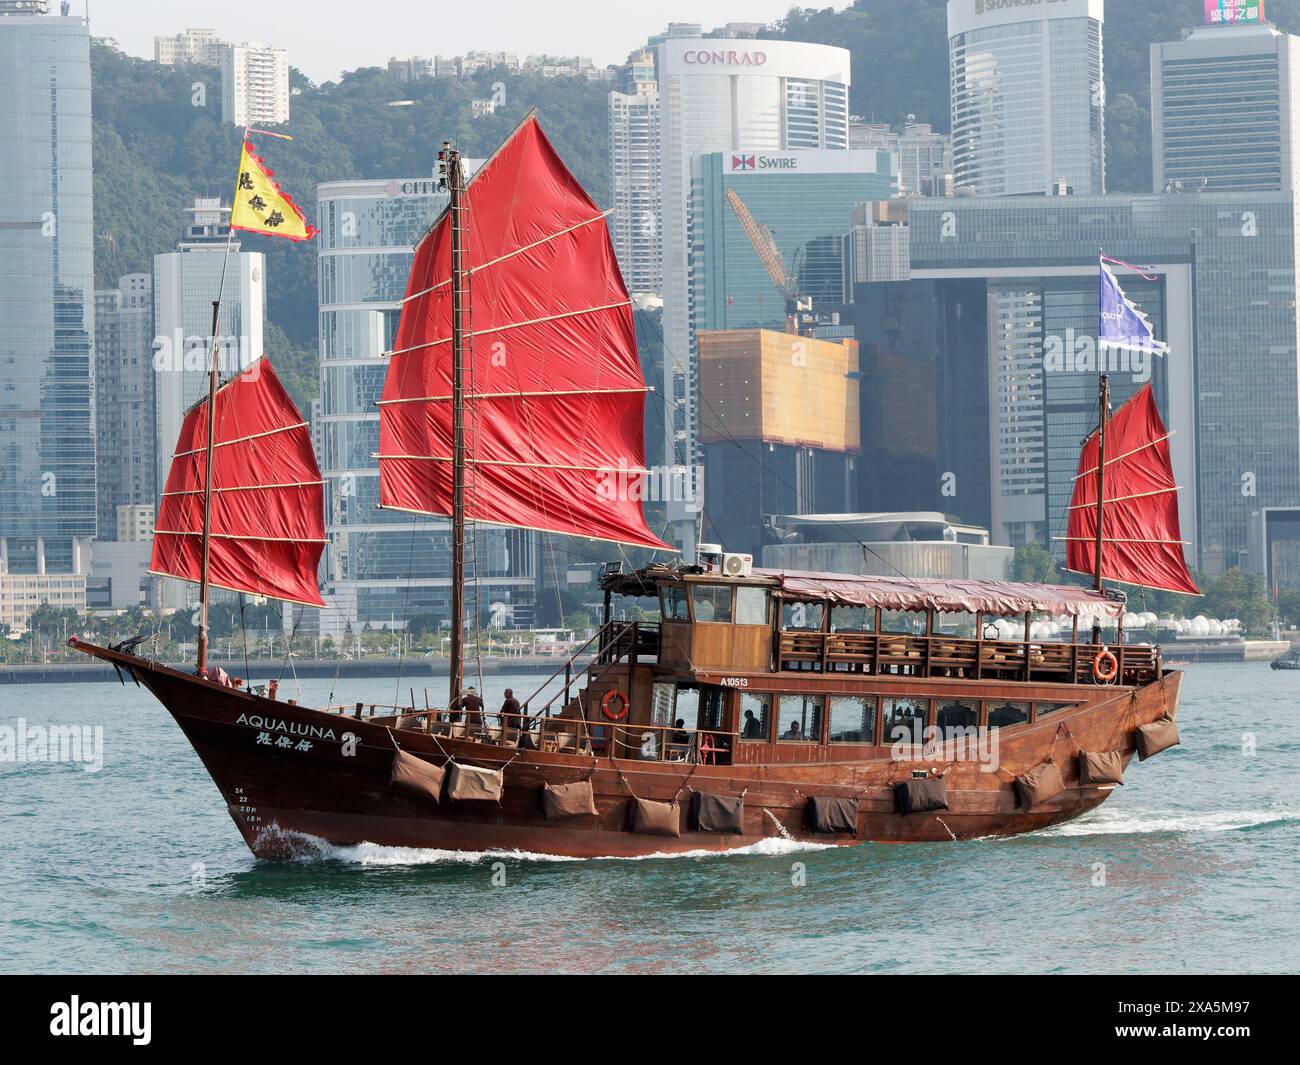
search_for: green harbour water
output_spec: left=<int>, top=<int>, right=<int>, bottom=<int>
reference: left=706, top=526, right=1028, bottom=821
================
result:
left=1, top=662, right=1296, bottom=974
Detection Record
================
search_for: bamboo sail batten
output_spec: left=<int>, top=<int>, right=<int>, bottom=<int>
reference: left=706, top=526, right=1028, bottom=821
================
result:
left=399, top=209, right=614, bottom=304
left=377, top=386, right=651, bottom=406
left=382, top=300, right=634, bottom=359
left=1072, top=431, right=1175, bottom=480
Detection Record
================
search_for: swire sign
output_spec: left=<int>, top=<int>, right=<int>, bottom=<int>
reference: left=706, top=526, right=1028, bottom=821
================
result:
left=682, top=49, right=768, bottom=66
left=730, top=154, right=800, bottom=171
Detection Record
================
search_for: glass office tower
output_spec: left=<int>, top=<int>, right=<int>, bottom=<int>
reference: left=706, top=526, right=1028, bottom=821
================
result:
left=691, top=148, right=895, bottom=334
left=855, top=191, right=1300, bottom=579
left=316, top=177, right=536, bottom=638
left=1151, top=21, right=1300, bottom=193
left=657, top=37, right=850, bottom=550
left=0, top=2, right=96, bottom=589
left=948, top=0, right=1105, bottom=197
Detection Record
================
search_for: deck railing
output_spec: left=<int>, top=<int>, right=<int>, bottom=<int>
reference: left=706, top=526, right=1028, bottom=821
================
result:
left=382, top=708, right=736, bottom=765
left=777, top=631, right=1160, bottom=686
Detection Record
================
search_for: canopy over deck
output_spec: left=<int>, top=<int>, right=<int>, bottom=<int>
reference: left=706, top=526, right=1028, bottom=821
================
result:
left=602, top=564, right=1124, bottom=619
left=759, top=569, right=1124, bottom=619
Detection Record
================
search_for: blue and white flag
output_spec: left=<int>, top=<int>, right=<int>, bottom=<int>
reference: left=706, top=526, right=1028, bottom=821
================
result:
left=1099, top=256, right=1168, bottom=354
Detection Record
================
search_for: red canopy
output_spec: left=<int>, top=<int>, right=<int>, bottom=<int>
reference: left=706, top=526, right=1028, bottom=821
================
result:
left=151, top=358, right=327, bottom=607
left=1065, top=383, right=1199, bottom=596
left=761, top=570, right=1123, bottom=619
left=378, top=115, right=670, bottom=551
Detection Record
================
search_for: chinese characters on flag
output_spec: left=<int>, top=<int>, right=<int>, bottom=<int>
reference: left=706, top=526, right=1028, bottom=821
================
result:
left=229, top=138, right=317, bottom=242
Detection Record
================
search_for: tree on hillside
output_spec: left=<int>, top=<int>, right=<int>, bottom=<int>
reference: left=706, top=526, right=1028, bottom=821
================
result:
left=1012, top=543, right=1059, bottom=584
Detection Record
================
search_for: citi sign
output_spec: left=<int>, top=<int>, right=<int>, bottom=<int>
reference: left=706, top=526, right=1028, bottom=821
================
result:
left=731, top=155, right=799, bottom=171
left=682, top=49, right=768, bottom=66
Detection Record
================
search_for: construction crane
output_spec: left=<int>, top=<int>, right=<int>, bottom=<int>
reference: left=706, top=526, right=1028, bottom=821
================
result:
left=725, top=187, right=814, bottom=329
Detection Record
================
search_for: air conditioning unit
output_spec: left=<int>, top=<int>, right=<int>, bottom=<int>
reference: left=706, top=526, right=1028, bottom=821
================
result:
left=721, top=552, right=753, bottom=578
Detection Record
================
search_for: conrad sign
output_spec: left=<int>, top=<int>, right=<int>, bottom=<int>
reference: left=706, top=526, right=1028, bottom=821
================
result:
left=681, top=49, right=767, bottom=66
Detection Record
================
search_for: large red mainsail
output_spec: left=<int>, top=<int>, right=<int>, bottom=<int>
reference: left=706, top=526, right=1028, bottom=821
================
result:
left=1065, top=383, right=1199, bottom=596
left=152, top=357, right=327, bottom=607
left=377, top=115, right=670, bottom=550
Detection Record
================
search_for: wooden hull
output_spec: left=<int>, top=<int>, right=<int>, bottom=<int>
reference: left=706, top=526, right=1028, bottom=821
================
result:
left=73, top=642, right=1182, bottom=859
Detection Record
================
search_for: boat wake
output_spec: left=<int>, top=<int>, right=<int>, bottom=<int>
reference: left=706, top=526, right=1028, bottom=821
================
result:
left=1037, top=808, right=1299, bottom=838
left=279, top=835, right=835, bottom=867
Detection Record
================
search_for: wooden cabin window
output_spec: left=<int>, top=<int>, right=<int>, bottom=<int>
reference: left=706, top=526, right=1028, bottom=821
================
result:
left=936, top=699, right=979, bottom=741
left=739, top=692, right=772, bottom=742
left=1035, top=701, right=1072, bottom=719
left=829, top=695, right=877, bottom=744
left=880, top=610, right=927, bottom=635
left=781, top=600, right=824, bottom=631
left=882, top=697, right=928, bottom=746
left=660, top=586, right=689, bottom=621
left=987, top=701, right=1031, bottom=730
left=778, top=694, right=823, bottom=742
left=692, top=584, right=734, bottom=623
left=933, top=612, right=977, bottom=638
left=735, top=586, right=771, bottom=625
left=830, top=605, right=875, bottom=632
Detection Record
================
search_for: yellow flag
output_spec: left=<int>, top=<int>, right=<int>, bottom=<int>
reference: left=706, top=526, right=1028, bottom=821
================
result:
left=229, top=138, right=317, bottom=242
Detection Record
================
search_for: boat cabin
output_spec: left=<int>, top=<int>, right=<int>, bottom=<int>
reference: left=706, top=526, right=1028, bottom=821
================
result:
left=501, top=562, right=1162, bottom=767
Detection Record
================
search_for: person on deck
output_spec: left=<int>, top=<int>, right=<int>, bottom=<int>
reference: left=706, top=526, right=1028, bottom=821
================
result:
left=742, top=709, right=765, bottom=740
left=451, top=686, right=485, bottom=729
left=499, top=688, right=521, bottom=730
left=781, top=720, right=803, bottom=741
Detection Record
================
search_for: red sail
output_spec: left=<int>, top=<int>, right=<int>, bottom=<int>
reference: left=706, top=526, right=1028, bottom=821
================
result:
left=151, top=358, right=327, bottom=607
left=1065, top=383, right=1199, bottom=596
left=378, top=116, right=670, bottom=550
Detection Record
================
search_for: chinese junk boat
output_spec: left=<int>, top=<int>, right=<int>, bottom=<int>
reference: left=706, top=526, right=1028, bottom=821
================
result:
left=72, top=117, right=1194, bottom=858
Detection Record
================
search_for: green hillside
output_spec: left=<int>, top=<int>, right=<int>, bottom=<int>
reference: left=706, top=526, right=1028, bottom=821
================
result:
left=90, top=43, right=610, bottom=408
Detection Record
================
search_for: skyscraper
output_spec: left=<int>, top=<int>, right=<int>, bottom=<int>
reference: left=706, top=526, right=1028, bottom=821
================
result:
left=316, top=177, right=536, bottom=638
left=154, top=27, right=223, bottom=67
left=1151, top=18, right=1300, bottom=192
left=947, top=0, right=1105, bottom=197
left=153, top=199, right=264, bottom=607
left=608, top=82, right=661, bottom=296
left=94, top=273, right=156, bottom=539
left=657, top=36, right=851, bottom=549
left=850, top=119, right=952, bottom=197
left=0, top=0, right=96, bottom=621
left=846, top=190, right=1300, bottom=578
left=221, top=41, right=291, bottom=128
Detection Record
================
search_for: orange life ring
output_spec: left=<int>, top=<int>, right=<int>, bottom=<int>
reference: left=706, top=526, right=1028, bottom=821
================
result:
left=1093, top=649, right=1119, bottom=684
left=601, top=688, right=629, bottom=721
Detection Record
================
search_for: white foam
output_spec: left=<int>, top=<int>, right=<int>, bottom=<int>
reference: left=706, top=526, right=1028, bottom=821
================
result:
left=1037, top=808, right=1299, bottom=838
left=284, top=833, right=835, bottom=866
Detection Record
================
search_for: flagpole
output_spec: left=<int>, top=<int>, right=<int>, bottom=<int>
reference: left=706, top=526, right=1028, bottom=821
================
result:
left=196, top=137, right=244, bottom=676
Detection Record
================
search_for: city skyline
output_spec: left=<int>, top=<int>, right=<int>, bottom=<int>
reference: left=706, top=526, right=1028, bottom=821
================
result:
left=90, top=0, right=810, bottom=83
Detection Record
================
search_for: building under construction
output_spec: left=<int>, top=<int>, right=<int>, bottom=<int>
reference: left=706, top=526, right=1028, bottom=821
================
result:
left=697, top=328, right=861, bottom=558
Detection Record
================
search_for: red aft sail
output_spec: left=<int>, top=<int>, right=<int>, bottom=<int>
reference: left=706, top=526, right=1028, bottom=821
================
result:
left=151, top=357, right=327, bottom=607
left=378, top=115, right=670, bottom=550
left=1065, top=383, right=1199, bottom=596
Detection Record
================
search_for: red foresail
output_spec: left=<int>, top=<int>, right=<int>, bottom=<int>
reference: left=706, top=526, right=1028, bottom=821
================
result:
left=378, top=115, right=670, bottom=550
left=1065, top=383, right=1199, bottom=596
left=151, top=358, right=327, bottom=607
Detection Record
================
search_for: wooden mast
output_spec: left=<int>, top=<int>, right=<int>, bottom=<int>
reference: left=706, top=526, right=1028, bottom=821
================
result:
left=196, top=297, right=221, bottom=676
left=444, top=142, right=467, bottom=708
left=1093, top=373, right=1110, bottom=593
left=196, top=196, right=240, bottom=676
